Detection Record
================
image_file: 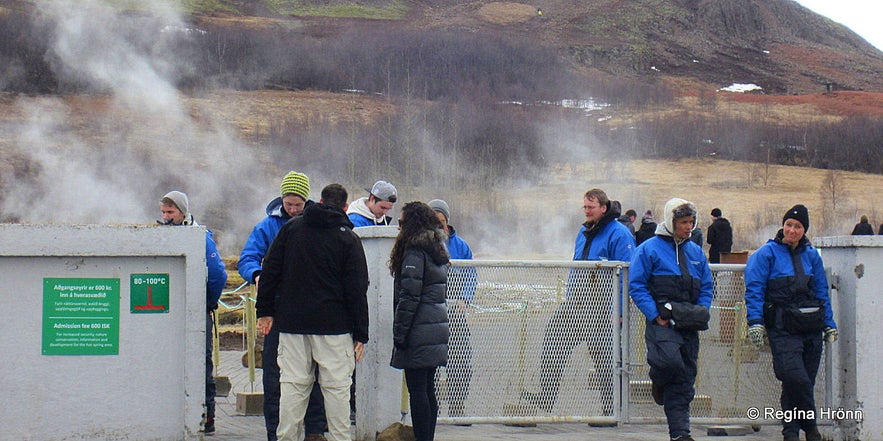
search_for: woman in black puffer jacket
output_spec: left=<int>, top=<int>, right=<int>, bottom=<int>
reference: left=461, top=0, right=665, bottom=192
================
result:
left=389, top=201, right=451, bottom=441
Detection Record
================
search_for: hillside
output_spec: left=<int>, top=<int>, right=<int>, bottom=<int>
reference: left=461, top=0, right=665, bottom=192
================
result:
left=0, top=0, right=881, bottom=258
left=2, top=0, right=883, bottom=95
left=184, top=0, right=883, bottom=95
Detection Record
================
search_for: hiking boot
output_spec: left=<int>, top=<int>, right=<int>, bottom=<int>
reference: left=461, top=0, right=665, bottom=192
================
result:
left=651, top=380, right=664, bottom=405
left=304, top=434, right=326, bottom=441
left=201, top=417, right=215, bottom=436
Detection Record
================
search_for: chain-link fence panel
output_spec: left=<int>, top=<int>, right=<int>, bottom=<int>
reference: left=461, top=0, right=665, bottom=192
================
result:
left=623, top=264, right=830, bottom=426
left=436, top=260, right=623, bottom=425
left=435, top=261, right=832, bottom=427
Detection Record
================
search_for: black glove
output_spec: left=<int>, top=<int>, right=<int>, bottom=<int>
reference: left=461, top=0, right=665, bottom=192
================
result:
left=656, top=302, right=673, bottom=321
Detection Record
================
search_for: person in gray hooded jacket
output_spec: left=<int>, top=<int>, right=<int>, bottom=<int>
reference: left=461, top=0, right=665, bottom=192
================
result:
left=389, top=201, right=451, bottom=441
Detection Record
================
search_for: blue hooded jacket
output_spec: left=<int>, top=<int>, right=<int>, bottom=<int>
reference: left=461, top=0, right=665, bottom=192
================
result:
left=446, top=226, right=476, bottom=303
left=629, top=235, right=713, bottom=322
left=237, top=197, right=314, bottom=284
left=205, top=229, right=227, bottom=309
left=744, top=233, right=835, bottom=329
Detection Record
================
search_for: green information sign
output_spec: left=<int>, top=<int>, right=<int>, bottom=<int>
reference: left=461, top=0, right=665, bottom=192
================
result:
left=42, top=278, right=120, bottom=356
left=130, top=273, right=170, bottom=313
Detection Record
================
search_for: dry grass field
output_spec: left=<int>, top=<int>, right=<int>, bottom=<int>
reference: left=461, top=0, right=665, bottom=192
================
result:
left=1, top=90, right=880, bottom=261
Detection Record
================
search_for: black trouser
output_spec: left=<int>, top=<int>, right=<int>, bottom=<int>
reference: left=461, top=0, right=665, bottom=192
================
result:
left=263, top=326, right=327, bottom=440
left=768, top=327, right=823, bottom=439
left=645, top=321, right=699, bottom=440
left=539, top=298, right=615, bottom=414
left=446, top=308, right=473, bottom=415
left=205, top=312, right=216, bottom=421
left=405, top=367, right=439, bottom=441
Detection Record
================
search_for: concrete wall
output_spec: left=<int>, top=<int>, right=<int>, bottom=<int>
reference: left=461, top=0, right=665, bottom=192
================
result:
left=0, top=224, right=207, bottom=440
left=352, top=226, right=400, bottom=441
left=815, top=235, right=883, bottom=441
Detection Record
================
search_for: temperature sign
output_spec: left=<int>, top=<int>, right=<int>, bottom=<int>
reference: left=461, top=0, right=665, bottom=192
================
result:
left=130, top=273, right=169, bottom=313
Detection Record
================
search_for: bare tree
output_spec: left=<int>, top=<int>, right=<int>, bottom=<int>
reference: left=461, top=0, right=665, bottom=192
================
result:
left=820, top=169, right=846, bottom=211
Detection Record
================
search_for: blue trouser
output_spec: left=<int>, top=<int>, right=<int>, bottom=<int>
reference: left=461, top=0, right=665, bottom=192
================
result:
left=768, top=327, right=823, bottom=439
left=263, top=326, right=327, bottom=441
left=645, top=321, right=699, bottom=440
left=405, top=367, right=439, bottom=441
left=206, top=312, right=216, bottom=421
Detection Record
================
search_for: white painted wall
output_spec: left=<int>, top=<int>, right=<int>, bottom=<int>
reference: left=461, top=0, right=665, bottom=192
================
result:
left=352, top=226, right=400, bottom=441
left=815, top=235, right=883, bottom=441
left=0, top=224, right=207, bottom=440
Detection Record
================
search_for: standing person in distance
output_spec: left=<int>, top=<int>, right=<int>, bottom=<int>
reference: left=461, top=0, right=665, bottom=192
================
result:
left=744, top=205, right=837, bottom=441
left=158, top=190, right=228, bottom=435
left=428, top=199, right=476, bottom=423
left=635, top=210, right=657, bottom=246
left=629, top=197, right=713, bottom=441
left=706, top=208, right=733, bottom=263
left=389, top=201, right=451, bottom=441
left=851, top=215, right=874, bottom=235
left=256, top=184, right=370, bottom=441
left=237, top=171, right=328, bottom=441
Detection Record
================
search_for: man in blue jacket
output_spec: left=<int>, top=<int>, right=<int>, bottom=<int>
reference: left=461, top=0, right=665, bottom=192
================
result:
left=257, top=184, right=369, bottom=441
left=429, top=199, right=476, bottom=422
left=159, top=190, right=227, bottom=435
left=347, top=180, right=397, bottom=227
left=629, top=197, right=713, bottom=441
left=525, top=188, right=634, bottom=420
left=237, top=171, right=328, bottom=441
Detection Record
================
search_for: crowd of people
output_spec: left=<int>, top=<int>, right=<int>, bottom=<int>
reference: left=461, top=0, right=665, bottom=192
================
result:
left=159, top=176, right=841, bottom=441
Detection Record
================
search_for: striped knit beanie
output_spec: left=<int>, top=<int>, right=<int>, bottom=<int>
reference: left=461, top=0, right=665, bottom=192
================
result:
left=280, top=171, right=311, bottom=200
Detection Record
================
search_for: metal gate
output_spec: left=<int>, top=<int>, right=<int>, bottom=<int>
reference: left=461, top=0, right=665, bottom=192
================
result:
left=434, top=260, right=832, bottom=427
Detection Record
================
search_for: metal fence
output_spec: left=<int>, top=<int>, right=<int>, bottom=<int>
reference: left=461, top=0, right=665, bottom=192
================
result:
left=435, top=260, right=831, bottom=427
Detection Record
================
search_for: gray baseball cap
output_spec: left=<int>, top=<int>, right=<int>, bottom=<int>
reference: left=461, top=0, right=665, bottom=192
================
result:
left=367, top=180, right=397, bottom=203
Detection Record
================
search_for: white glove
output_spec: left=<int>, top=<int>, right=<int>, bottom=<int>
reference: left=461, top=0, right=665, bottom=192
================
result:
left=747, top=324, right=766, bottom=348
left=824, top=327, right=838, bottom=343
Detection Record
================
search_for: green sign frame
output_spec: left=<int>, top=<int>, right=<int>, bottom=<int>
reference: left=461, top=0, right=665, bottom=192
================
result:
left=42, top=278, right=120, bottom=355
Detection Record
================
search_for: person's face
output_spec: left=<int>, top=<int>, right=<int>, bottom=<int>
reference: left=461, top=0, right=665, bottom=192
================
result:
left=368, top=196, right=394, bottom=219
left=583, top=196, right=607, bottom=224
left=282, top=195, right=306, bottom=217
left=435, top=211, right=449, bottom=231
left=673, top=216, right=695, bottom=241
left=160, top=203, right=185, bottom=225
left=782, top=218, right=805, bottom=247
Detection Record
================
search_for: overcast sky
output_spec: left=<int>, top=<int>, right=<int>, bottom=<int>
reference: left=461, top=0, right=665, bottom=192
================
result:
left=796, top=0, right=883, bottom=51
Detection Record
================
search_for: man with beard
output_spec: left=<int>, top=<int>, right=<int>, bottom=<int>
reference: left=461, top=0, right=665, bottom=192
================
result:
left=523, top=188, right=634, bottom=423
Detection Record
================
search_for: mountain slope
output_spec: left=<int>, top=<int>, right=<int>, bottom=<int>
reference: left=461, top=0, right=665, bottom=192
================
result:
left=187, top=0, right=883, bottom=94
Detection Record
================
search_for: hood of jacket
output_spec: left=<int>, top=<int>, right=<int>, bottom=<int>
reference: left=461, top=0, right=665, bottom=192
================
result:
left=347, top=196, right=389, bottom=225
left=265, top=196, right=316, bottom=219
left=582, top=200, right=621, bottom=233
left=303, top=202, right=355, bottom=229
left=410, top=228, right=451, bottom=266
left=654, top=197, right=697, bottom=240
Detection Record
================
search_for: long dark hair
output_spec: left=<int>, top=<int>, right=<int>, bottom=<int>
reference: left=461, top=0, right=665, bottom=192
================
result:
left=389, top=201, right=448, bottom=276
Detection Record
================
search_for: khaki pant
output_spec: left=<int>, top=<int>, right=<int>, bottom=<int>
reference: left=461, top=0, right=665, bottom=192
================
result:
left=277, top=333, right=355, bottom=441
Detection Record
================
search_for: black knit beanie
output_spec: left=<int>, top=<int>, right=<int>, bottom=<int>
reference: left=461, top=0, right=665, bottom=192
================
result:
left=783, top=204, right=809, bottom=232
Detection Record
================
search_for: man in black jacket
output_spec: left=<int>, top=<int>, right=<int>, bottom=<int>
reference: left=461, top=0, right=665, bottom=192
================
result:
left=706, top=208, right=733, bottom=263
left=256, top=184, right=369, bottom=441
